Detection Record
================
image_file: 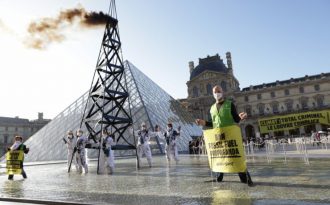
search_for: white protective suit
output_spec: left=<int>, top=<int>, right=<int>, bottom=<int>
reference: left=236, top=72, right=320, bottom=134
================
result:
left=163, top=128, right=180, bottom=162
left=75, top=135, right=88, bottom=173
left=99, top=135, right=116, bottom=174
left=136, top=129, right=158, bottom=167
left=63, top=134, right=78, bottom=171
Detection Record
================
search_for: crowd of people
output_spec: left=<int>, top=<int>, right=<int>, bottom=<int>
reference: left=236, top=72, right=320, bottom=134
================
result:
left=61, top=122, right=182, bottom=175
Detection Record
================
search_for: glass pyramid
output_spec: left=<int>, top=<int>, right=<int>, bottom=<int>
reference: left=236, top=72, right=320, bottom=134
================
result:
left=20, top=61, right=202, bottom=162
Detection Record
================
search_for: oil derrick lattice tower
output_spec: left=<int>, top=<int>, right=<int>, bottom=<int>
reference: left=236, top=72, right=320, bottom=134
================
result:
left=75, top=0, right=137, bottom=173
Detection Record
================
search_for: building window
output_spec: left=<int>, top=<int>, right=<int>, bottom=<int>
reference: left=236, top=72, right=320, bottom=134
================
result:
left=244, top=96, right=249, bottom=102
left=271, top=92, right=275, bottom=98
left=245, top=105, right=252, bottom=116
left=300, top=97, right=309, bottom=110
left=286, top=101, right=293, bottom=112
left=206, top=84, right=212, bottom=95
left=284, top=89, right=290, bottom=96
left=257, top=94, right=261, bottom=100
left=4, top=135, right=8, bottom=143
left=299, top=86, right=304, bottom=93
left=193, top=86, right=199, bottom=97
left=15, top=127, right=18, bottom=131
left=314, top=84, right=320, bottom=91
left=272, top=102, right=279, bottom=114
left=221, top=81, right=227, bottom=92
left=5, top=127, right=8, bottom=131
left=316, top=97, right=324, bottom=107
left=257, top=104, right=265, bottom=115
left=302, top=101, right=308, bottom=109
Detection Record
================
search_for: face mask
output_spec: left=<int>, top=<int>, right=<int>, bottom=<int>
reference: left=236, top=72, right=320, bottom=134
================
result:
left=167, top=127, right=172, bottom=131
left=142, top=127, right=146, bottom=131
left=213, top=92, right=223, bottom=100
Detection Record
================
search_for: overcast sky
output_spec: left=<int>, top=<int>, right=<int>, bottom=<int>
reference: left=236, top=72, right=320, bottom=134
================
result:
left=0, top=0, right=329, bottom=120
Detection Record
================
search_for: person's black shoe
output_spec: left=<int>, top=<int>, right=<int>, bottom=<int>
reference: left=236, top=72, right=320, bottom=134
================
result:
left=22, top=171, right=27, bottom=179
left=216, top=173, right=223, bottom=182
left=247, top=179, right=254, bottom=187
left=238, top=172, right=247, bottom=183
left=8, top=175, right=13, bottom=180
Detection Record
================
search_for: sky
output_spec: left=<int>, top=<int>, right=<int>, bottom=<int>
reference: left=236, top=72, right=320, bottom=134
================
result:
left=0, top=0, right=329, bottom=120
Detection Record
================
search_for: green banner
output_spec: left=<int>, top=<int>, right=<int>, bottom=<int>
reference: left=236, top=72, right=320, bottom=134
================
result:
left=258, top=110, right=330, bottom=134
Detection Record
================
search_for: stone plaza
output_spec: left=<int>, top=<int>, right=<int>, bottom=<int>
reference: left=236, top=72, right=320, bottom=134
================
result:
left=1, top=154, right=330, bottom=205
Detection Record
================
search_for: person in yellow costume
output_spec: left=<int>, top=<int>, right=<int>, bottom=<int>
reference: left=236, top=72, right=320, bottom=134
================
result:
left=196, top=85, right=253, bottom=186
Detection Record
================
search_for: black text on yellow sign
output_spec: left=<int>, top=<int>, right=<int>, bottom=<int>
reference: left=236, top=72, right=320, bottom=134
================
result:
left=6, top=150, right=24, bottom=175
left=258, top=110, right=330, bottom=134
left=204, top=125, right=247, bottom=173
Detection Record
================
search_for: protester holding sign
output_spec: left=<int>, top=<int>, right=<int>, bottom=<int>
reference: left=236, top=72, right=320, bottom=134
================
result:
left=6, top=136, right=29, bottom=180
left=196, top=85, right=253, bottom=186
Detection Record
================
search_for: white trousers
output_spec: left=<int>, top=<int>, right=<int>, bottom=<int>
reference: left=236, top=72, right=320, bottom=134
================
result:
left=99, top=148, right=115, bottom=174
left=137, top=143, right=152, bottom=166
left=67, top=149, right=78, bottom=171
left=165, top=143, right=179, bottom=162
left=76, top=149, right=88, bottom=173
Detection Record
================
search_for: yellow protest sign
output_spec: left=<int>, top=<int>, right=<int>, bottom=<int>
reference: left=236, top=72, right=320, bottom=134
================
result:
left=258, top=110, right=330, bottom=134
left=204, top=125, right=247, bottom=173
left=6, top=150, right=24, bottom=175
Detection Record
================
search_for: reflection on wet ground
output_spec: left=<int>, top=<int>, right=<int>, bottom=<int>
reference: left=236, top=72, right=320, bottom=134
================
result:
left=0, top=155, right=329, bottom=205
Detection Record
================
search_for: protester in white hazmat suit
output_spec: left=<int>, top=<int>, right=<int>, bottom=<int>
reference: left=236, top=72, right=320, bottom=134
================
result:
left=63, top=130, right=78, bottom=171
left=135, top=123, right=159, bottom=167
left=99, top=129, right=116, bottom=174
left=161, top=123, right=181, bottom=163
left=75, top=129, right=88, bottom=174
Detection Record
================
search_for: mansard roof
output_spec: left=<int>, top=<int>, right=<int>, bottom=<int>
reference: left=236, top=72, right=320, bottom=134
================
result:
left=190, top=54, right=229, bottom=80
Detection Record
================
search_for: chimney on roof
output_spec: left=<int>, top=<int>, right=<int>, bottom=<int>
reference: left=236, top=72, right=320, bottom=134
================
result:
left=188, top=61, right=194, bottom=74
left=226, top=52, right=233, bottom=70
left=38, top=112, right=43, bottom=120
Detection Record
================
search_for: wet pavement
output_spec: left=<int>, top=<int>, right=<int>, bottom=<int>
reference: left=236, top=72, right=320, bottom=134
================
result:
left=0, top=155, right=330, bottom=205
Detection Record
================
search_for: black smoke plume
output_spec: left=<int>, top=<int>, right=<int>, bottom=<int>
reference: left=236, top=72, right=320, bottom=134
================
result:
left=25, top=7, right=111, bottom=50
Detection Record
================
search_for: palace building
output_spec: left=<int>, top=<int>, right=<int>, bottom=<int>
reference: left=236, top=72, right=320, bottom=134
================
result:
left=184, top=53, right=330, bottom=140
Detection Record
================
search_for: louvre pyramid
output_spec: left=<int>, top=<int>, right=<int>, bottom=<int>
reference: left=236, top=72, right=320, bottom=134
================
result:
left=22, top=61, right=202, bottom=162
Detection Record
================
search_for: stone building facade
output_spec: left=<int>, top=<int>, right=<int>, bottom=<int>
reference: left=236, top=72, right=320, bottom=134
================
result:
left=235, top=73, right=330, bottom=139
left=0, top=113, right=50, bottom=156
left=184, top=53, right=330, bottom=140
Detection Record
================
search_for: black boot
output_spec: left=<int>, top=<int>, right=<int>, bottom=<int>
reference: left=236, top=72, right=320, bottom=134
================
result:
left=239, top=171, right=254, bottom=187
left=8, top=175, right=13, bottom=180
left=246, top=171, right=254, bottom=187
left=22, top=170, right=27, bottom=179
left=238, top=172, right=247, bottom=183
left=216, top=172, right=224, bottom=182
